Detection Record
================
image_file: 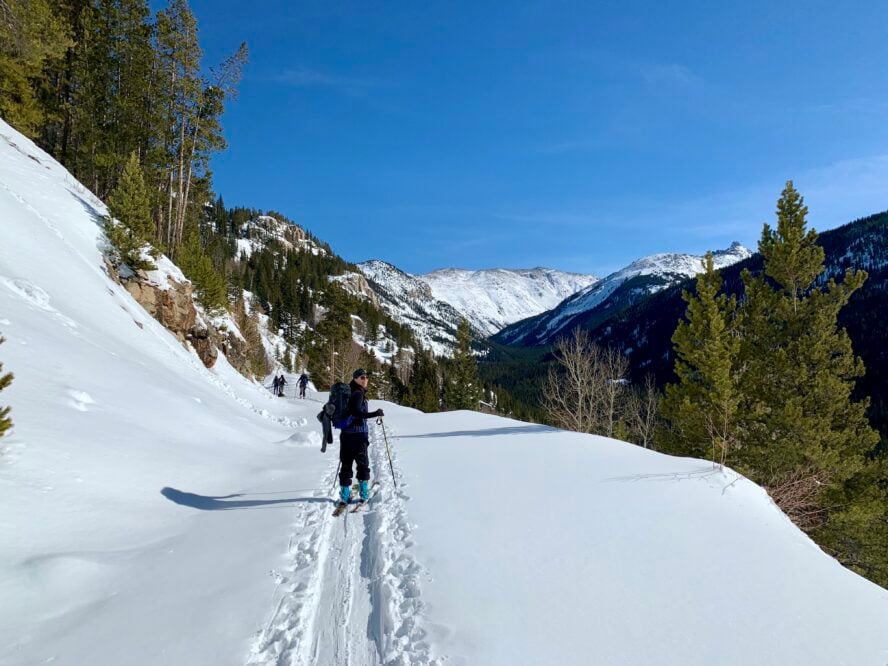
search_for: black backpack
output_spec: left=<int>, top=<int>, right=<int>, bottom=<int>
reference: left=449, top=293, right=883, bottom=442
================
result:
left=327, top=382, right=353, bottom=429
left=317, top=382, right=353, bottom=452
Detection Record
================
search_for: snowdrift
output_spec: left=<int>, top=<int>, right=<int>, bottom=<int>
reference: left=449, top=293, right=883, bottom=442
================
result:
left=1, top=117, right=887, bottom=666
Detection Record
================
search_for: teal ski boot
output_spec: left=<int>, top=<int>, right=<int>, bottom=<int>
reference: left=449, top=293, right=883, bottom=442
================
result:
left=339, top=485, right=351, bottom=505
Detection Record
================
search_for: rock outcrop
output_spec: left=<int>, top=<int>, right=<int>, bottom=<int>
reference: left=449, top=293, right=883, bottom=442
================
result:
left=109, top=261, right=241, bottom=371
left=122, top=277, right=197, bottom=343
left=329, top=272, right=380, bottom=307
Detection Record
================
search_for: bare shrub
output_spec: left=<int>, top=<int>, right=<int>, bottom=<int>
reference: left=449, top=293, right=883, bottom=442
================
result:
left=765, top=467, right=831, bottom=532
left=625, top=374, right=660, bottom=449
left=543, top=329, right=629, bottom=437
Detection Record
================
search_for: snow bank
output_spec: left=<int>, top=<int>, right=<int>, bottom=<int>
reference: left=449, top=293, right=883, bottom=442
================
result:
left=389, top=409, right=888, bottom=665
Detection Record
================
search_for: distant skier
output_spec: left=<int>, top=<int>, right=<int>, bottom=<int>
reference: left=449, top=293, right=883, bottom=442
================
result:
left=277, top=374, right=287, bottom=397
left=272, top=375, right=280, bottom=395
left=337, top=368, right=384, bottom=507
left=298, top=372, right=309, bottom=399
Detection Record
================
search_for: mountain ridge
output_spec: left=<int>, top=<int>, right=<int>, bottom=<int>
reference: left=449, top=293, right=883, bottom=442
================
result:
left=356, top=260, right=598, bottom=353
left=495, top=241, right=751, bottom=346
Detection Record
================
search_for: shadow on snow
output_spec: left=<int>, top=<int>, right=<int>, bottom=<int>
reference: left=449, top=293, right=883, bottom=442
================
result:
left=160, top=487, right=332, bottom=510
left=404, top=424, right=556, bottom=439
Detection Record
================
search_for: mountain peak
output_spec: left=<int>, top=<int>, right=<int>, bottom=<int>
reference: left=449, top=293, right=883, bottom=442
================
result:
left=418, top=267, right=599, bottom=336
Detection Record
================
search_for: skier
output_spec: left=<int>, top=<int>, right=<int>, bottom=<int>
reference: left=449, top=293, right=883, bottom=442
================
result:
left=298, top=372, right=309, bottom=399
left=337, top=368, right=384, bottom=507
left=272, top=375, right=280, bottom=395
left=277, top=374, right=287, bottom=397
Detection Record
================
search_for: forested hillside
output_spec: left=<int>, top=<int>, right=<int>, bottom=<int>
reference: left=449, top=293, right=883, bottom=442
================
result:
left=592, top=211, right=888, bottom=447
left=0, top=0, right=466, bottom=410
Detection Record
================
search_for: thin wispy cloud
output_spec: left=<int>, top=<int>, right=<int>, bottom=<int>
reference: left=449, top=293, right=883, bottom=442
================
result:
left=641, top=63, right=704, bottom=90
left=807, top=97, right=888, bottom=116
left=535, top=138, right=604, bottom=155
left=272, top=66, right=381, bottom=96
left=654, top=153, right=888, bottom=243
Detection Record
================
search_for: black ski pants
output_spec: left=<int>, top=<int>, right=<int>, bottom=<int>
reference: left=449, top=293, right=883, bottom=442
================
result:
left=339, top=432, right=370, bottom=486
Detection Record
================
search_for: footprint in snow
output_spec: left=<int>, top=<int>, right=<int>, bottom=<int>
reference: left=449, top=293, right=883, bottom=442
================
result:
left=0, top=276, right=78, bottom=329
left=67, top=389, right=95, bottom=412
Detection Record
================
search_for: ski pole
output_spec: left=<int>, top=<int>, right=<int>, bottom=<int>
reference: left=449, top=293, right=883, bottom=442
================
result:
left=377, top=417, right=397, bottom=489
left=333, top=460, right=341, bottom=492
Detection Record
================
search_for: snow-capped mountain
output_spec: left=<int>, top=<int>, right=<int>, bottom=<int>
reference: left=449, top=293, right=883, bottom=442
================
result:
left=357, top=260, right=468, bottom=356
left=357, top=262, right=598, bottom=354
left=496, top=242, right=752, bottom=346
left=420, top=267, right=599, bottom=336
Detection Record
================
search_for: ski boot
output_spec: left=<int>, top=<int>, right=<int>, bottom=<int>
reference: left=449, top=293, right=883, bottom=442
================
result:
left=358, top=480, right=370, bottom=503
left=338, top=485, right=351, bottom=506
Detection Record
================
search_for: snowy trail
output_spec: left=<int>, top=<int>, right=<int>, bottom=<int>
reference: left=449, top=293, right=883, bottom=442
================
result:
left=247, top=419, right=438, bottom=666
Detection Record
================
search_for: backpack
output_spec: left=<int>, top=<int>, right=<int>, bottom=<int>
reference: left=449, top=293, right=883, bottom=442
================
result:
left=327, top=382, right=353, bottom=430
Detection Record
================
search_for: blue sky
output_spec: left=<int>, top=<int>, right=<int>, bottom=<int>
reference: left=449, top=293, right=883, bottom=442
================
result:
left=171, top=0, right=888, bottom=275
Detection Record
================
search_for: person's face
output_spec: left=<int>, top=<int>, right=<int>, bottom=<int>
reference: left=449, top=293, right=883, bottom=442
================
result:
left=356, top=374, right=369, bottom=387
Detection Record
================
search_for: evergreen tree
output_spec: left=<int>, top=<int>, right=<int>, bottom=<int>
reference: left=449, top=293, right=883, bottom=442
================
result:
left=233, top=294, right=267, bottom=378
left=737, top=182, right=877, bottom=482
left=444, top=318, right=482, bottom=410
left=282, top=342, right=294, bottom=373
left=0, top=336, right=13, bottom=437
left=105, top=151, right=155, bottom=269
left=0, top=0, right=71, bottom=136
left=108, top=152, right=153, bottom=241
left=154, top=0, right=247, bottom=253
left=408, top=349, right=440, bottom=413
left=736, top=182, right=880, bottom=572
left=314, top=285, right=353, bottom=385
left=65, top=0, right=155, bottom=198
left=660, top=254, right=740, bottom=465
left=660, top=181, right=884, bottom=583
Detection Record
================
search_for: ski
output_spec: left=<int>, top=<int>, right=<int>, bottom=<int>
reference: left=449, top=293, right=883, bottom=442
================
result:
left=331, top=482, right=380, bottom=516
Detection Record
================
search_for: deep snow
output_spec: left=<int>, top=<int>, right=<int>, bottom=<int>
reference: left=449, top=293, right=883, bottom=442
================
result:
left=2, top=117, right=888, bottom=665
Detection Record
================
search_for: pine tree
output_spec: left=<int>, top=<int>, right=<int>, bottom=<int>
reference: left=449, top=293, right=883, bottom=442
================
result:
left=177, top=224, right=228, bottom=312
left=660, top=254, right=740, bottom=466
left=737, top=182, right=877, bottom=481
left=444, top=318, right=482, bottom=410
left=736, top=182, right=880, bottom=568
left=283, top=342, right=294, bottom=373
left=233, top=294, right=268, bottom=378
left=105, top=151, right=155, bottom=270
left=0, top=336, right=12, bottom=437
left=153, top=0, right=247, bottom=253
left=108, top=152, right=153, bottom=238
left=408, top=349, right=440, bottom=413
left=315, top=285, right=354, bottom=384
left=0, top=0, right=72, bottom=136
left=65, top=0, right=155, bottom=197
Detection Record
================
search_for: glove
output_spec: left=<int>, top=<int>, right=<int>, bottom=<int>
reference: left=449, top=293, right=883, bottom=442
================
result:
left=375, top=409, right=384, bottom=417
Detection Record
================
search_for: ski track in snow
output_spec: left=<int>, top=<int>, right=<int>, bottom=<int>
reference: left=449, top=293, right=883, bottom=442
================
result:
left=247, top=422, right=439, bottom=666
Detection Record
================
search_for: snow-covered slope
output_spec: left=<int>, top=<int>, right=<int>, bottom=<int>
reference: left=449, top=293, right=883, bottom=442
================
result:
left=2, top=117, right=887, bottom=666
left=391, top=410, right=888, bottom=665
left=497, top=242, right=751, bottom=345
left=419, top=267, right=598, bottom=336
left=0, top=118, right=334, bottom=663
left=357, top=260, right=467, bottom=356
